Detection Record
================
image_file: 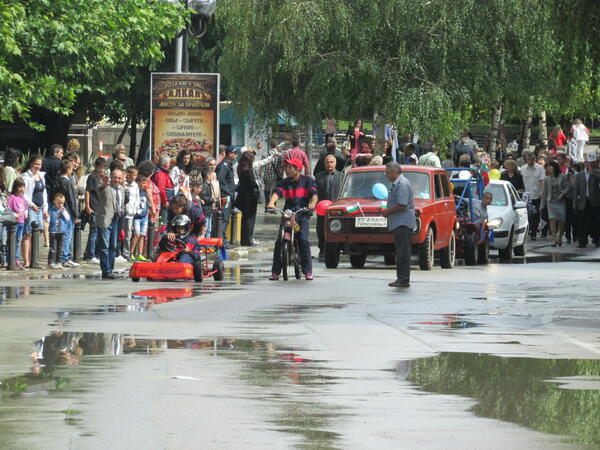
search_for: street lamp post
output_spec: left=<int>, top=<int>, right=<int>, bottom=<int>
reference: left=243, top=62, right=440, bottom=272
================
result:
left=166, top=0, right=217, bottom=73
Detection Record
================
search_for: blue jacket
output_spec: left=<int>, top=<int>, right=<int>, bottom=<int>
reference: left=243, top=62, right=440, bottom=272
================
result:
left=49, top=205, right=70, bottom=233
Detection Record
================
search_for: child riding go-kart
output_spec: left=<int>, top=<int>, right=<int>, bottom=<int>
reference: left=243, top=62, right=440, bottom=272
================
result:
left=129, top=214, right=225, bottom=282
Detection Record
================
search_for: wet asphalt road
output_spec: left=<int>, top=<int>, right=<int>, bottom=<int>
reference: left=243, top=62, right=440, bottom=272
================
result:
left=0, top=246, right=600, bottom=449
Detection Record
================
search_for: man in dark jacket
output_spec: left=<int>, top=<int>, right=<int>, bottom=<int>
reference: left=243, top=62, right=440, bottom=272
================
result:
left=42, top=144, right=64, bottom=201
left=216, top=146, right=237, bottom=241
left=573, top=158, right=600, bottom=247
left=453, top=134, right=477, bottom=165
left=313, top=142, right=346, bottom=176
left=315, top=155, right=342, bottom=260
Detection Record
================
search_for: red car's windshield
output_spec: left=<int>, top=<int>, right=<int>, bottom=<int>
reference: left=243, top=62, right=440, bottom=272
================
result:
left=340, top=171, right=431, bottom=200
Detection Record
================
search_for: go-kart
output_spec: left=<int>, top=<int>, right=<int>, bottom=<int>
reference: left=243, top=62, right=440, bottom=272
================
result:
left=445, top=168, right=491, bottom=266
left=129, top=237, right=225, bottom=282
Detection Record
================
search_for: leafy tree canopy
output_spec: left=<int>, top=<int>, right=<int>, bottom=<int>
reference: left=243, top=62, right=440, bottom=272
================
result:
left=0, top=0, right=187, bottom=126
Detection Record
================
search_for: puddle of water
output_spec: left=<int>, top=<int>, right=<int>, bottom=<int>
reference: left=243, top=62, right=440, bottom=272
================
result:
left=403, top=352, right=600, bottom=445
left=247, top=303, right=350, bottom=324
left=413, top=314, right=481, bottom=329
left=0, top=332, right=340, bottom=448
left=415, top=320, right=481, bottom=329
left=0, top=286, right=58, bottom=303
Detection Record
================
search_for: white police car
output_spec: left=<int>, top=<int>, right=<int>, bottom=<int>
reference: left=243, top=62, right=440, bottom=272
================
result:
left=484, top=180, right=529, bottom=261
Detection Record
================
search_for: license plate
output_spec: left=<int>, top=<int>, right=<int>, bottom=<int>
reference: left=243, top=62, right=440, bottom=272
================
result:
left=355, top=216, right=388, bottom=228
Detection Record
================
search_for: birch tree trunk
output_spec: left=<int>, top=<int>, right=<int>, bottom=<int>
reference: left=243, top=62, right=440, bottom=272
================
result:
left=488, top=100, right=502, bottom=155
left=374, top=111, right=385, bottom=154
left=129, top=113, right=138, bottom=162
left=538, top=110, right=547, bottom=146
left=305, top=125, right=313, bottom=173
left=137, top=121, right=150, bottom=164
left=520, top=103, right=533, bottom=151
left=116, top=117, right=131, bottom=144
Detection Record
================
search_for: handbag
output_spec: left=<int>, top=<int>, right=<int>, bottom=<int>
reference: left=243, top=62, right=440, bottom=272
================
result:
left=256, top=176, right=265, bottom=204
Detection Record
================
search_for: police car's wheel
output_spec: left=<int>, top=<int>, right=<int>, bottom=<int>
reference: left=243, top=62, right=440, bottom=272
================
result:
left=499, top=228, right=514, bottom=262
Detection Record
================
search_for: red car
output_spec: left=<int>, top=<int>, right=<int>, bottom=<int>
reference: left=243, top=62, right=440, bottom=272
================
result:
left=324, top=165, right=457, bottom=270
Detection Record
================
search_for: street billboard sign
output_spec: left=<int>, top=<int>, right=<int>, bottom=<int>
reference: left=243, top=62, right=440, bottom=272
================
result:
left=150, top=72, right=220, bottom=162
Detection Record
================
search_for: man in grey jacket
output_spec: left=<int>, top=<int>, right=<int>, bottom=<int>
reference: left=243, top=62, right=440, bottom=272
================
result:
left=96, top=168, right=126, bottom=279
left=382, top=162, right=416, bottom=288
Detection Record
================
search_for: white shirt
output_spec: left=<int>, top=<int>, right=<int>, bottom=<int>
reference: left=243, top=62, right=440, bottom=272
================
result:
left=572, top=123, right=589, bottom=142
left=520, top=163, right=545, bottom=200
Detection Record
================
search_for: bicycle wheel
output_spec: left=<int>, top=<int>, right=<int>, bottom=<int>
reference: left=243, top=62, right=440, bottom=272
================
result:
left=293, top=240, right=302, bottom=279
left=281, top=241, right=290, bottom=281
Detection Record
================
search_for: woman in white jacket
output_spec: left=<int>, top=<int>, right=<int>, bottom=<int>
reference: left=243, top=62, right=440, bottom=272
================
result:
left=170, top=150, right=192, bottom=199
left=20, top=154, right=48, bottom=268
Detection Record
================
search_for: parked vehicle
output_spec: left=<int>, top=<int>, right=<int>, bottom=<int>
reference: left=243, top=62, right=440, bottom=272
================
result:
left=324, top=165, right=457, bottom=270
left=484, top=180, right=529, bottom=260
left=445, top=168, right=491, bottom=266
left=267, top=207, right=312, bottom=280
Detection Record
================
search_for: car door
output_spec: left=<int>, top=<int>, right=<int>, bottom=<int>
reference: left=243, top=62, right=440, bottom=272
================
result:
left=434, top=172, right=452, bottom=245
left=508, top=184, right=528, bottom=244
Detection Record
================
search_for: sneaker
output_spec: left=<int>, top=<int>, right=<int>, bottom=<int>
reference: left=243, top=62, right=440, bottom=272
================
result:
left=115, top=256, right=127, bottom=263
left=269, top=273, right=279, bottom=281
left=88, top=257, right=100, bottom=264
left=50, top=263, right=62, bottom=269
left=62, top=260, right=79, bottom=268
left=136, top=255, right=148, bottom=262
left=305, top=272, right=314, bottom=281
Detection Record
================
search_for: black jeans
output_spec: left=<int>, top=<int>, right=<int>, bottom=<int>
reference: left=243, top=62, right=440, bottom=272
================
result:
left=565, top=198, right=576, bottom=241
left=393, top=226, right=412, bottom=284
left=240, top=203, right=257, bottom=246
left=316, top=215, right=325, bottom=253
left=577, top=200, right=600, bottom=246
left=48, top=232, right=64, bottom=265
left=529, top=198, right=541, bottom=238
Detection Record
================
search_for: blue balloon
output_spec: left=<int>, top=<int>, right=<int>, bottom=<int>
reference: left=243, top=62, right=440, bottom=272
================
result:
left=372, top=183, right=388, bottom=200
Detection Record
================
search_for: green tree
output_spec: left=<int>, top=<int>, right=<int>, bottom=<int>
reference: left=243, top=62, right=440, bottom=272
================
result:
left=0, top=0, right=186, bottom=146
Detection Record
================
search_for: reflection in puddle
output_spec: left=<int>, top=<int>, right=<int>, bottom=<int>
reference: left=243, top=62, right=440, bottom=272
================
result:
left=404, top=352, right=600, bottom=445
left=248, top=303, right=349, bottom=324
left=414, top=314, right=481, bottom=329
left=0, top=332, right=340, bottom=448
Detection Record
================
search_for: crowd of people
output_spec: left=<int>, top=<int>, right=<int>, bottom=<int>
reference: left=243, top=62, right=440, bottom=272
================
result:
left=1, top=116, right=598, bottom=278
left=445, top=126, right=600, bottom=249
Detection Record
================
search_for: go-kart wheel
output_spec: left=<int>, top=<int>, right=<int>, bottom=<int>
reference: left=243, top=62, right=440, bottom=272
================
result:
left=464, top=232, right=477, bottom=266
left=193, top=261, right=204, bottom=282
left=132, top=277, right=140, bottom=282
left=478, top=239, right=489, bottom=265
left=212, top=259, right=225, bottom=281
